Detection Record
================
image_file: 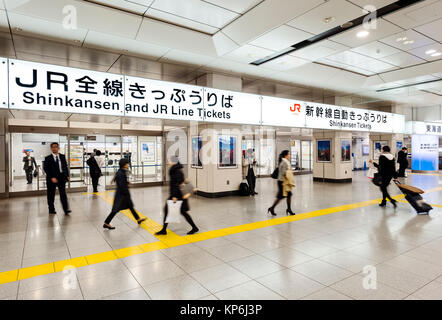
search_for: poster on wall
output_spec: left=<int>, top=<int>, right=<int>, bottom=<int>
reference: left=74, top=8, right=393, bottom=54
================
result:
left=141, top=142, right=155, bottom=162
left=396, top=141, right=403, bottom=150
left=411, top=134, right=438, bottom=171
left=191, top=136, right=202, bottom=168
left=373, top=141, right=388, bottom=160
left=317, top=140, right=331, bottom=162
left=362, top=145, right=369, bottom=156
left=341, top=140, right=351, bottom=162
left=0, top=58, right=8, bottom=109
left=218, top=135, right=237, bottom=168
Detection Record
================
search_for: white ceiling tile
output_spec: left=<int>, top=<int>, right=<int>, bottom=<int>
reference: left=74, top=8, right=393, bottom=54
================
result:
left=145, top=8, right=219, bottom=34
left=414, top=18, right=442, bottom=42
left=159, top=49, right=217, bottom=66
left=330, top=18, right=403, bottom=47
left=326, top=50, right=396, bottom=73
left=260, top=55, right=310, bottom=71
left=150, top=0, right=238, bottom=28
left=83, top=30, right=169, bottom=59
left=203, top=0, right=262, bottom=14
left=379, top=29, right=436, bottom=51
left=90, top=0, right=150, bottom=14
left=9, top=12, right=88, bottom=45
left=6, top=0, right=143, bottom=38
left=320, top=58, right=375, bottom=75
left=222, top=44, right=274, bottom=63
left=136, top=18, right=217, bottom=56
left=409, top=43, right=442, bottom=61
left=346, top=0, right=396, bottom=9
left=290, top=40, right=349, bottom=61
left=391, top=75, right=439, bottom=86
left=379, top=52, right=426, bottom=68
left=249, top=25, right=313, bottom=51
left=383, top=0, right=442, bottom=29
left=221, top=0, right=323, bottom=46
left=125, top=0, right=155, bottom=7
left=212, top=31, right=239, bottom=56
left=287, top=0, right=366, bottom=35
left=351, top=41, right=401, bottom=59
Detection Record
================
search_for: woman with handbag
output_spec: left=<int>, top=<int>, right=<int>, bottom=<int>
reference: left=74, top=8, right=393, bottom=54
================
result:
left=370, top=146, right=398, bottom=208
left=267, top=150, right=295, bottom=216
left=156, top=156, right=199, bottom=235
left=23, top=151, right=38, bottom=184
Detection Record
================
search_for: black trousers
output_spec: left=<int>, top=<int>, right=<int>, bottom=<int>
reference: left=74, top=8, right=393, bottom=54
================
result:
left=47, top=179, right=69, bottom=213
left=246, top=167, right=256, bottom=194
left=104, top=206, right=140, bottom=224
left=398, top=162, right=407, bottom=177
left=380, top=182, right=394, bottom=203
left=25, top=168, right=33, bottom=183
left=161, top=199, right=197, bottom=230
left=91, top=174, right=100, bottom=192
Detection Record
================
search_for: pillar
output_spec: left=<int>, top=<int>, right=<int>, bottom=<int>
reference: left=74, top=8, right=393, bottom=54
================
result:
left=369, top=133, right=404, bottom=161
left=0, top=112, right=8, bottom=197
left=312, top=130, right=353, bottom=182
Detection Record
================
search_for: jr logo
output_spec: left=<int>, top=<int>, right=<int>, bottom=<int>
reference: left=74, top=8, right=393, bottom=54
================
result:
left=290, top=103, right=301, bottom=113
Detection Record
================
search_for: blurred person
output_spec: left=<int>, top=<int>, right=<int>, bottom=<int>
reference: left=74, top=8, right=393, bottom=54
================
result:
left=371, top=145, right=398, bottom=208
left=397, top=147, right=408, bottom=178
left=22, top=151, right=37, bottom=184
left=87, top=150, right=104, bottom=193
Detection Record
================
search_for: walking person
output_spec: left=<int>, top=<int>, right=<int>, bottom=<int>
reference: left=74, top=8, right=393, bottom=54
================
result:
left=87, top=150, right=104, bottom=193
left=103, top=158, right=146, bottom=230
left=267, top=150, right=295, bottom=216
left=397, top=147, right=408, bottom=178
left=371, top=146, right=398, bottom=208
left=242, top=149, right=258, bottom=196
left=23, top=151, right=37, bottom=184
left=43, top=142, right=71, bottom=215
left=156, top=157, right=199, bottom=235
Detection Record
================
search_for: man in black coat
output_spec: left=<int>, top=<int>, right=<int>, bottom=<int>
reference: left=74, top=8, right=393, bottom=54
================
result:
left=373, top=146, right=398, bottom=208
left=103, top=158, right=146, bottom=230
left=23, top=151, right=37, bottom=184
left=397, top=147, right=408, bottom=177
left=43, top=142, right=71, bottom=215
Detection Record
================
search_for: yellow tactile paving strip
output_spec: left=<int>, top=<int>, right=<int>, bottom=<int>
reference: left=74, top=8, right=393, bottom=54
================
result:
left=1, top=186, right=442, bottom=286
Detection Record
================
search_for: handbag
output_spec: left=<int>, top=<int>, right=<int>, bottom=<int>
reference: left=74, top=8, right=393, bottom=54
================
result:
left=372, top=173, right=382, bottom=186
left=33, top=169, right=38, bottom=177
left=165, top=200, right=182, bottom=224
left=180, top=181, right=195, bottom=198
left=271, top=167, right=279, bottom=179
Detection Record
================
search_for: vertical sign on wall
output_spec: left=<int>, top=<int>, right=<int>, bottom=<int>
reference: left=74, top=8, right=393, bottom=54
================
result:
left=0, top=58, right=8, bottom=109
left=412, top=134, right=439, bottom=171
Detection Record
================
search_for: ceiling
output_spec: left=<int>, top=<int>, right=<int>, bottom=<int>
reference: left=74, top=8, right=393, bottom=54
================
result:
left=0, top=0, right=442, bottom=110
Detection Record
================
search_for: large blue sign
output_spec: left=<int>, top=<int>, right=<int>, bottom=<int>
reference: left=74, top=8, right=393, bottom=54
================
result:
left=411, top=134, right=439, bottom=171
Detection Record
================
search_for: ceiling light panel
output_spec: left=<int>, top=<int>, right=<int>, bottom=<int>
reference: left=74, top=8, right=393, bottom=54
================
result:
left=379, top=29, right=435, bottom=50
left=378, top=51, right=426, bottom=68
left=414, top=18, right=442, bottom=42
left=145, top=8, right=219, bottom=34
left=351, top=41, right=401, bottom=58
left=330, top=18, right=403, bottom=47
left=202, top=0, right=262, bottom=14
left=249, top=25, right=313, bottom=51
left=150, top=0, right=238, bottom=29
left=286, top=0, right=365, bottom=35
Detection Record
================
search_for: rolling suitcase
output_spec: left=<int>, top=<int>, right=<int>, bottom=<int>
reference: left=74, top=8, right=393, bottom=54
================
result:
left=394, top=181, right=433, bottom=215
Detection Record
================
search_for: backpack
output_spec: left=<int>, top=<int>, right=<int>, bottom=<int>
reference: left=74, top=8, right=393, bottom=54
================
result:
left=239, top=181, right=250, bottom=196
left=271, top=167, right=279, bottom=179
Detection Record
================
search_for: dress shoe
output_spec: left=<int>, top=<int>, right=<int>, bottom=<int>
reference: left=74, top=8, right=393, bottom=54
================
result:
left=65, top=210, right=72, bottom=215
left=103, top=224, right=115, bottom=230
left=49, top=211, right=57, bottom=214
left=155, top=229, right=167, bottom=235
left=267, top=207, right=277, bottom=216
left=137, top=218, right=147, bottom=225
left=286, top=209, right=295, bottom=215
left=187, top=227, right=199, bottom=235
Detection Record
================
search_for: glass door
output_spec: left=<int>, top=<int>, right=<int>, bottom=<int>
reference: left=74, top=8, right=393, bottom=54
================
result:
left=67, top=135, right=88, bottom=188
left=139, top=136, right=163, bottom=183
left=104, top=135, right=122, bottom=187
left=301, top=140, right=312, bottom=172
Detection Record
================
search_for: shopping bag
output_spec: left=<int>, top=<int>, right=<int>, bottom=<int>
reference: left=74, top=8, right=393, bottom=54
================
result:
left=366, top=167, right=377, bottom=179
left=165, top=200, right=182, bottom=224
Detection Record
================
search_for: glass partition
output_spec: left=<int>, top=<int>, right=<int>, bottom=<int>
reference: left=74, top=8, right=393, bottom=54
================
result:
left=104, top=135, right=122, bottom=187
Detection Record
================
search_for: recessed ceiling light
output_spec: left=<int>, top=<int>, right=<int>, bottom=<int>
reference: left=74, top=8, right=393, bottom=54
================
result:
left=323, top=16, right=335, bottom=24
left=431, top=52, right=442, bottom=57
left=396, top=36, right=407, bottom=42
left=425, top=49, right=437, bottom=55
left=341, top=21, right=353, bottom=28
left=403, top=40, right=414, bottom=45
left=356, top=30, right=369, bottom=38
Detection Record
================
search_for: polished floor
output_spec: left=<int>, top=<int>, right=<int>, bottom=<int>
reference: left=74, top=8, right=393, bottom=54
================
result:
left=1, top=171, right=442, bottom=300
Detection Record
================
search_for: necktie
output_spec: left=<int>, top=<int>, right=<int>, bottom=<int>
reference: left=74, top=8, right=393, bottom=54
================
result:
left=55, top=156, right=60, bottom=173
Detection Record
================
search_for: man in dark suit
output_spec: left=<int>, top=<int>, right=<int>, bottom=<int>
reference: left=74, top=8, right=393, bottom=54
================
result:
left=397, top=147, right=409, bottom=177
left=43, top=142, right=71, bottom=215
left=23, top=151, right=37, bottom=184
